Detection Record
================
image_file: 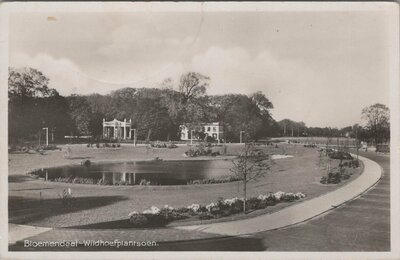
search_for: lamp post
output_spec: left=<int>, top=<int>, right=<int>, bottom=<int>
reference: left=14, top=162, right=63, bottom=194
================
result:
left=133, top=128, right=137, bottom=147
left=190, top=130, right=194, bottom=145
left=240, top=131, right=245, bottom=144
left=51, top=127, right=56, bottom=142
left=43, top=127, right=49, bottom=146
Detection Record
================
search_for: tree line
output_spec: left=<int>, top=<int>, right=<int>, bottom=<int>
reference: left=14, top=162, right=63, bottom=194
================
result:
left=8, top=68, right=279, bottom=144
left=277, top=103, right=390, bottom=145
left=8, top=67, right=389, bottom=145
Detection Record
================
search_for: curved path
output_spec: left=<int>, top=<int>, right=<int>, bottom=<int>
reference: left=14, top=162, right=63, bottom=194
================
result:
left=163, top=151, right=390, bottom=251
left=8, top=152, right=386, bottom=251
left=175, top=153, right=382, bottom=236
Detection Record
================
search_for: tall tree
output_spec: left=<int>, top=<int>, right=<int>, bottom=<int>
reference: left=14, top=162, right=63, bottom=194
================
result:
left=230, top=143, right=271, bottom=214
left=178, top=72, right=210, bottom=103
left=66, top=95, right=92, bottom=136
left=8, top=67, right=66, bottom=143
left=361, top=103, right=390, bottom=145
left=8, top=67, right=54, bottom=98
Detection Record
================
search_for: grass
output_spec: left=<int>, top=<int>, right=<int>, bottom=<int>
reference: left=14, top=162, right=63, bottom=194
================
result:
left=8, top=143, right=362, bottom=228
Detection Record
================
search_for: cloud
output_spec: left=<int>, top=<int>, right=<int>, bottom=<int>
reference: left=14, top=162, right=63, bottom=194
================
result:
left=96, top=24, right=195, bottom=61
left=10, top=52, right=83, bottom=95
left=185, top=46, right=346, bottom=125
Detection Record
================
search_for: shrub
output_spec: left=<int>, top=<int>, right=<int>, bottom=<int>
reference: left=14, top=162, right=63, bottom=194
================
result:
left=185, top=143, right=217, bottom=157
left=127, top=192, right=306, bottom=227
left=114, top=180, right=128, bottom=185
left=350, top=159, right=360, bottom=168
left=81, top=160, right=91, bottom=167
left=211, top=151, right=220, bottom=157
left=72, top=177, right=97, bottom=184
left=129, top=213, right=149, bottom=227
left=320, top=168, right=354, bottom=184
left=167, top=142, right=178, bottom=149
left=96, top=143, right=100, bottom=148
left=246, top=197, right=262, bottom=210
left=328, top=150, right=352, bottom=160
left=198, top=212, right=215, bottom=220
left=86, top=143, right=91, bottom=148
left=139, top=179, right=151, bottom=185
left=187, top=175, right=240, bottom=185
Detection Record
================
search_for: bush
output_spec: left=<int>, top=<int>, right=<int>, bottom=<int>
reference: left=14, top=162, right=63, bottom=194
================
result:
left=328, top=150, right=352, bottom=160
left=127, top=192, right=306, bottom=227
left=139, top=179, right=151, bottom=185
left=129, top=213, right=149, bottom=227
left=150, top=141, right=177, bottom=148
left=81, top=160, right=91, bottom=167
left=40, top=145, right=61, bottom=151
left=96, top=143, right=100, bottom=148
left=187, top=175, right=241, bottom=185
left=198, top=212, right=215, bottom=220
left=167, top=142, right=178, bottom=149
left=320, top=168, right=354, bottom=184
left=246, top=197, right=262, bottom=210
left=72, top=177, right=97, bottom=184
left=185, top=143, right=215, bottom=157
left=114, top=180, right=128, bottom=185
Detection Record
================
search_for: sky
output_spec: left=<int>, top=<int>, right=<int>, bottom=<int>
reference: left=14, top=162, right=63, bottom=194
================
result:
left=8, top=8, right=393, bottom=128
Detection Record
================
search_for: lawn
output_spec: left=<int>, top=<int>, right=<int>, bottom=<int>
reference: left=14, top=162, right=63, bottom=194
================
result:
left=8, top=143, right=362, bottom=228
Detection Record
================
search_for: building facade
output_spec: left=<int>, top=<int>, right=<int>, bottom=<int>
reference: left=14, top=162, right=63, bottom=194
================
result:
left=180, top=122, right=224, bottom=143
left=103, top=118, right=132, bottom=140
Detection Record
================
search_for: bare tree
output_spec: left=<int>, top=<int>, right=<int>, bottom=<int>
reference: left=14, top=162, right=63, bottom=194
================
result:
left=230, top=143, right=271, bottom=214
left=178, top=72, right=210, bottom=103
left=361, top=103, right=390, bottom=145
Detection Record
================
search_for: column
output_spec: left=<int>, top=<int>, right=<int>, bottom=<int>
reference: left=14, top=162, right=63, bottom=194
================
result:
left=128, top=119, right=132, bottom=139
left=217, top=125, right=220, bottom=144
left=113, top=120, right=116, bottom=139
left=103, top=118, right=105, bottom=138
left=124, top=118, right=127, bottom=140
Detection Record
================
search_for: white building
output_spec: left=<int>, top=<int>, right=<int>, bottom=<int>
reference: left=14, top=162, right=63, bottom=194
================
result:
left=103, top=118, right=132, bottom=140
left=180, top=122, right=224, bottom=143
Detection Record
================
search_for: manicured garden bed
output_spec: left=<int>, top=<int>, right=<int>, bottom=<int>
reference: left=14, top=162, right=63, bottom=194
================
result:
left=128, top=192, right=306, bottom=227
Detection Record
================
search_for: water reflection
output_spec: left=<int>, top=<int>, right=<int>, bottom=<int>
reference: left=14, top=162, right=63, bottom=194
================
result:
left=33, top=160, right=234, bottom=186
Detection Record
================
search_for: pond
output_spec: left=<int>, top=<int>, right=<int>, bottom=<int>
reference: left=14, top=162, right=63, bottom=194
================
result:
left=31, top=159, right=237, bottom=186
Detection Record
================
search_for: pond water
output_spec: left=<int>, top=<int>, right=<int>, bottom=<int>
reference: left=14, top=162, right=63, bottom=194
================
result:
left=32, top=159, right=235, bottom=185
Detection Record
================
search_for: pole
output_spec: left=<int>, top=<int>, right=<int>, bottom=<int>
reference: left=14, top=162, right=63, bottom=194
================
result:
left=240, top=131, right=245, bottom=144
left=43, top=127, right=48, bottom=146
left=190, top=130, right=193, bottom=145
left=356, top=127, right=359, bottom=162
left=133, top=129, right=137, bottom=147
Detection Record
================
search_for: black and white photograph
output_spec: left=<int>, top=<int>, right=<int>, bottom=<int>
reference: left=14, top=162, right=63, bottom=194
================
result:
left=0, top=2, right=399, bottom=259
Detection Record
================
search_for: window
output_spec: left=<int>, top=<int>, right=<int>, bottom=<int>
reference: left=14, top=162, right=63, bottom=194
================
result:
left=213, top=127, right=217, bottom=132
left=207, top=127, right=211, bottom=131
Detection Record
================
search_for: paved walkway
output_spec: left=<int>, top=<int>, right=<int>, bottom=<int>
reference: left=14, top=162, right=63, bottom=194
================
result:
left=8, top=152, right=386, bottom=251
left=158, top=151, right=390, bottom=251
left=175, top=154, right=382, bottom=235
left=251, top=151, right=390, bottom=251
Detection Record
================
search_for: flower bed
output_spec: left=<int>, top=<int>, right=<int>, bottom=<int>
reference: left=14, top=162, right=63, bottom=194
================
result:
left=320, top=159, right=360, bottom=184
left=128, top=192, right=306, bottom=227
left=187, top=175, right=241, bottom=185
left=185, top=142, right=222, bottom=157
left=327, top=150, right=353, bottom=160
left=150, top=141, right=177, bottom=149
